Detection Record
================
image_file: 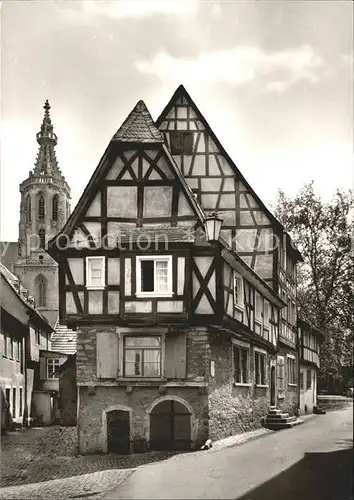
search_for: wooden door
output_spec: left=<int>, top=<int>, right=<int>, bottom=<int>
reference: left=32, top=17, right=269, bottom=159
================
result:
left=107, top=410, right=130, bottom=454
left=150, top=400, right=191, bottom=450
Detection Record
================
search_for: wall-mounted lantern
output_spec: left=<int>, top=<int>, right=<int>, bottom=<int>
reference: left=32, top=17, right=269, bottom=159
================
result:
left=204, top=212, right=223, bottom=242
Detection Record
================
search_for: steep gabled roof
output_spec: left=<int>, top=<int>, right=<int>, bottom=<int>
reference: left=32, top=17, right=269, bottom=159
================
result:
left=47, top=102, right=206, bottom=257
left=156, top=85, right=302, bottom=262
left=112, top=100, right=164, bottom=143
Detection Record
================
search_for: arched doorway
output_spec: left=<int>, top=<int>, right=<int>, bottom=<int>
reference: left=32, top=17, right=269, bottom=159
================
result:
left=150, top=399, right=191, bottom=451
left=106, top=409, right=130, bottom=454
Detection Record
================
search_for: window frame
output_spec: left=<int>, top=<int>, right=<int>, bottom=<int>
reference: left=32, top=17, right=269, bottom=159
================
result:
left=276, top=355, right=285, bottom=396
left=52, top=194, right=59, bottom=221
left=254, top=348, right=267, bottom=387
left=38, top=195, right=45, bottom=220
left=232, top=340, right=251, bottom=386
left=86, top=256, right=106, bottom=290
left=47, top=358, right=60, bottom=379
left=136, top=255, right=173, bottom=298
left=287, top=354, right=297, bottom=386
left=123, top=335, right=163, bottom=379
left=233, top=272, right=244, bottom=310
left=306, top=368, right=312, bottom=390
left=169, top=131, right=194, bottom=155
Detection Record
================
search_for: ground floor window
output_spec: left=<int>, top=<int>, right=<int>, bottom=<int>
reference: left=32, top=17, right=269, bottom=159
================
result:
left=306, top=368, right=312, bottom=389
left=233, top=345, right=249, bottom=384
left=277, top=356, right=285, bottom=392
left=124, top=336, right=162, bottom=377
left=287, top=356, right=296, bottom=385
left=255, top=351, right=266, bottom=385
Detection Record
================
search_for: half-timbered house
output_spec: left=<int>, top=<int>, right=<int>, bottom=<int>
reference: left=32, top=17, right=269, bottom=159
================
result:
left=298, top=319, right=326, bottom=415
left=48, top=88, right=303, bottom=454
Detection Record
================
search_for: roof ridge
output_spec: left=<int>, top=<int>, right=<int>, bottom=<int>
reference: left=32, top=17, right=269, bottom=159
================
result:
left=112, top=100, right=164, bottom=143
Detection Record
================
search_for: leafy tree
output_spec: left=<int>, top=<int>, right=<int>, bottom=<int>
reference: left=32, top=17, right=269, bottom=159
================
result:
left=274, top=182, right=353, bottom=388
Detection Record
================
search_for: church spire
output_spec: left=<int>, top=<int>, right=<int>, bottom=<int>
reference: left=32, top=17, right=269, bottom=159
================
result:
left=33, top=100, right=61, bottom=177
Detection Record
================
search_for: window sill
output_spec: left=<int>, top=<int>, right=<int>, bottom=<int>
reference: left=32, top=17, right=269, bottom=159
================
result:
left=234, top=304, right=244, bottom=312
left=288, top=383, right=297, bottom=387
left=255, top=384, right=268, bottom=388
left=277, top=394, right=285, bottom=399
left=86, top=286, right=105, bottom=291
left=135, top=292, right=174, bottom=299
left=234, top=383, right=252, bottom=387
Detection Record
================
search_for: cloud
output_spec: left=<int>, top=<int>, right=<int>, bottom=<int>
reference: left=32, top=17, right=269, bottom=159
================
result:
left=136, top=45, right=323, bottom=91
left=60, top=0, right=198, bottom=22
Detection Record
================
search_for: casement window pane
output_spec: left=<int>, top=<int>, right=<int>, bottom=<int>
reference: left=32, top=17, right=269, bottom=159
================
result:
left=47, top=358, right=60, bottom=379
left=170, top=132, right=193, bottom=154
left=141, top=260, right=154, bottom=292
left=125, top=337, right=161, bottom=348
left=255, top=292, right=262, bottom=319
left=155, top=260, right=169, bottom=292
left=144, top=349, right=161, bottom=377
left=124, top=336, right=162, bottom=377
left=264, top=301, right=270, bottom=326
left=182, top=132, right=194, bottom=153
left=87, top=258, right=105, bottom=287
left=233, top=347, right=241, bottom=383
left=170, top=132, right=182, bottom=154
left=241, top=349, right=248, bottom=383
left=234, top=274, right=243, bottom=307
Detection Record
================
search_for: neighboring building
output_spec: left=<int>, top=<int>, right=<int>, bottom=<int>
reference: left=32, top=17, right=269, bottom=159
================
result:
left=48, top=87, right=309, bottom=455
left=0, top=263, right=54, bottom=431
left=298, top=319, right=326, bottom=414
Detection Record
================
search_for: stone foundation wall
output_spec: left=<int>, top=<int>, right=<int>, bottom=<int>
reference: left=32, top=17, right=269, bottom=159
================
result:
left=207, top=331, right=270, bottom=441
left=77, top=385, right=208, bottom=454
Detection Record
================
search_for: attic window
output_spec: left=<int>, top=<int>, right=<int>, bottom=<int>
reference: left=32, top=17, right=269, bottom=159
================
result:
left=170, top=132, right=194, bottom=154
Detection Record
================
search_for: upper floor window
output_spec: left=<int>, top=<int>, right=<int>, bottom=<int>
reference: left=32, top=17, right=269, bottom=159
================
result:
left=38, top=229, right=46, bottom=249
left=170, top=131, right=194, bottom=154
left=86, top=256, right=105, bottom=289
left=255, top=350, right=267, bottom=386
left=47, top=358, right=60, bottom=379
left=255, top=291, right=263, bottom=322
left=38, top=195, right=45, bottom=220
left=123, top=336, right=162, bottom=378
left=233, top=272, right=244, bottom=309
left=233, top=343, right=249, bottom=384
left=136, top=256, right=172, bottom=297
left=52, top=195, right=59, bottom=221
left=26, top=195, right=32, bottom=223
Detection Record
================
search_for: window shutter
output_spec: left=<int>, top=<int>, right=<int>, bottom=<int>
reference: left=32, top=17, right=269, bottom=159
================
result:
left=165, top=331, right=187, bottom=379
left=96, top=331, right=119, bottom=379
left=40, top=357, right=47, bottom=380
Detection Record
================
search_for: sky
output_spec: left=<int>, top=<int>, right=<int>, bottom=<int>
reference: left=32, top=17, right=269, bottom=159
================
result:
left=1, top=0, right=353, bottom=241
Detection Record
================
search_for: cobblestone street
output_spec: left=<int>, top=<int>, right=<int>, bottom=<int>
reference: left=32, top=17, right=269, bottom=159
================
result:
left=0, top=426, right=183, bottom=494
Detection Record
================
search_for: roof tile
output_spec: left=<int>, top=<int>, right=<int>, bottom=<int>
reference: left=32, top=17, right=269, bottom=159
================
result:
left=112, top=100, right=164, bottom=143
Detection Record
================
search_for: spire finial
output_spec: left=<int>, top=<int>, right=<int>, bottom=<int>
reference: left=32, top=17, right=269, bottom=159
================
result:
left=44, top=99, right=50, bottom=112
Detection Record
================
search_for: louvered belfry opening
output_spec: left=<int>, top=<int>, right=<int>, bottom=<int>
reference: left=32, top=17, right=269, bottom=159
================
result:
left=150, top=399, right=191, bottom=451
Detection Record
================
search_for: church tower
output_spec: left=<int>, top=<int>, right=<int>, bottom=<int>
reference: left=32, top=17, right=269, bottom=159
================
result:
left=14, top=100, right=71, bottom=326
